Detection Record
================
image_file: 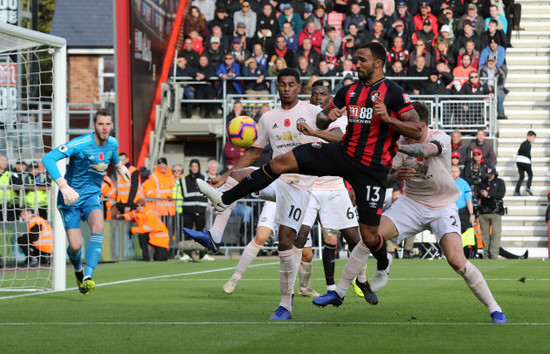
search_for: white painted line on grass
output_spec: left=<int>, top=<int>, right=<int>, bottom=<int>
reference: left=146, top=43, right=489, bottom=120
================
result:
left=0, top=262, right=279, bottom=301
left=147, top=277, right=550, bottom=282
left=0, top=321, right=548, bottom=326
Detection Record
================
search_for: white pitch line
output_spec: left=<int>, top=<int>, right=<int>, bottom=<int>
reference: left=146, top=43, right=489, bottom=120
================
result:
left=146, top=278, right=550, bottom=282
left=0, top=321, right=548, bottom=326
left=0, top=262, right=279, bottom=301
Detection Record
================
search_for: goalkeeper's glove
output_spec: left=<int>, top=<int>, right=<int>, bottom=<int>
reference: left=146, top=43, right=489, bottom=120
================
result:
left=117, top=164, right=131, bottom=182
left=57, top=178, right=79, bottom=205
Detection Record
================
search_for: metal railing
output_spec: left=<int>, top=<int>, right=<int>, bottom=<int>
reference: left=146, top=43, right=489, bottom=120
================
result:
left=151, top=75, right=497, bottom=164
left=164, top=76, right=496, bottom=130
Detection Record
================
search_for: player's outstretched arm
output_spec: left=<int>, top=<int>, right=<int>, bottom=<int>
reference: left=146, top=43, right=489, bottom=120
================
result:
left=297, top=122, right=343, bottom=143
left=373, top=97, right=422, bottom=140
left=398, top=142, right=440, bottom=158
left=210, top=147, right=263, bottom=188
left=115, top=161, right=130, bottom=182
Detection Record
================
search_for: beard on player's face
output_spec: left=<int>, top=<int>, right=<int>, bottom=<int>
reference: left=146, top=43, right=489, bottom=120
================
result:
left=357, top=65, right=374, bottom=81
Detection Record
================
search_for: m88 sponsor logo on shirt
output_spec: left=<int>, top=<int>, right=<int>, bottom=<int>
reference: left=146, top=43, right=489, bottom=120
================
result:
left=348, top=105, right=374, bottom=124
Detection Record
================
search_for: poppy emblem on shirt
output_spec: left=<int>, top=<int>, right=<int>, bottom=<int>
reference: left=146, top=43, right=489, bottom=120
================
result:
left=284, top=119, right=291, bottom=127
left=99, top=152, right=104, bottom=160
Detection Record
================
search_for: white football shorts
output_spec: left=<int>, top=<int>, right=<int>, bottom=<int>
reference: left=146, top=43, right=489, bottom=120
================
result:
left=383, top=194, right=461, bottom=244
left=302, top=188, right=358, bottom=233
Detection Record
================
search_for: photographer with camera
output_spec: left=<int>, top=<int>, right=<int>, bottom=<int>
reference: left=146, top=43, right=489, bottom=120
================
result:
left=475, top=165, right=506, bottom=259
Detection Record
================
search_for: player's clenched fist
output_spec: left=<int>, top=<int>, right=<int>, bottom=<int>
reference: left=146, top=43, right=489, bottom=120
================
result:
left=395, top=166, right=416, bottom=180
left=56, top=178, right=80, bottom=205
left=327, top=106, right=346, bottom=122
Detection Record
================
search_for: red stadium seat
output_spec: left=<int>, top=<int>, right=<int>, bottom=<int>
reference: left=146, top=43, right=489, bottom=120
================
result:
left=327, top=11, right=346, bottom=39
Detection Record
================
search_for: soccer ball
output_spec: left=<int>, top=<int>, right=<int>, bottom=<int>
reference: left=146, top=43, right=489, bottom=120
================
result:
left=227, top=116, right=258, bottom=148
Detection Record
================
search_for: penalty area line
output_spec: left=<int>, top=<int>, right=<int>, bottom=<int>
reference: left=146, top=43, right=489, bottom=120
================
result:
left=0, top=262, right=279, bottom=301
left=0, top=321, right=549, bottom=326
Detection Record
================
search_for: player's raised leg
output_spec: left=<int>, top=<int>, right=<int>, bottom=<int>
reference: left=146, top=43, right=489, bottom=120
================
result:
left=200, top=152, right=299, bottom=212
left=440, top=232, right=507, bottom=323
left=185, top=173, right=247, bottom=250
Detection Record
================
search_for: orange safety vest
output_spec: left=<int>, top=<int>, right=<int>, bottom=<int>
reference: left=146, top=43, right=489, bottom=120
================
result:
left=123, top=207, right=170, bottom=249
left=152, top=166, right=175, bottom=216
left=142, top=177, right=158, bottom=211
left=101, top=174, right=116, bottom=220
left=473, top=220, right=484, bottom=249
left=28, top=216, right=53, bottom=254
left=116, top=165, right=143, bottom=204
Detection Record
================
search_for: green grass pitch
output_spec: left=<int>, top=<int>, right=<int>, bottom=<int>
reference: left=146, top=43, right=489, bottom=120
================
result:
left=0, top=258, right=548, bottom=353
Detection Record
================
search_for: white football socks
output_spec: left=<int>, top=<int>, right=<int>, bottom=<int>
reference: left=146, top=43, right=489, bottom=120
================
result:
left=233, top=240, right=263, bottom=279
left=457, top=261, right=501, bottom=313
left=278, top=249, right=295, bottom=311
left=335, top=241, right=370, bottom=298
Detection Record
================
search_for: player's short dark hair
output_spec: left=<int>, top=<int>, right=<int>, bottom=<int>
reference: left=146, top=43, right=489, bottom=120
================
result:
left=277, top=68, right=300, bottom=84
left=527, top=130, right=536, bottom=137
left=94, top=107, right=112, bottom=123
left=359, top=42, right=388, bottom=66
left=311, top=79, right=332, bottom=94
left=412, top=101, right=429, bottom=125
left=119, top=152, right=128, bottom=158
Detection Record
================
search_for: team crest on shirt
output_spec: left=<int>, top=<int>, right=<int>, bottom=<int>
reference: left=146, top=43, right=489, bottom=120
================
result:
left=311, top=142, right=322, bottom=148
left=59, top=145, right=68, bottom=152
left=297, top=117, right=306, bottom=124
left=402, top=93, right=411, bottom=103
left=371, top=91, right=381, bottom=102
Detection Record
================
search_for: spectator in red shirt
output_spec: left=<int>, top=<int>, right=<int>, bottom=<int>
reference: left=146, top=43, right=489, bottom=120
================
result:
left=298, top=21, right=323, bottom=53
left=413, top=1, right=438, bottom=34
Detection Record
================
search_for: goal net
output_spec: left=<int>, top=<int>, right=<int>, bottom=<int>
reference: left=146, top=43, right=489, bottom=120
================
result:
left=0, top=22, right=66, bottom=293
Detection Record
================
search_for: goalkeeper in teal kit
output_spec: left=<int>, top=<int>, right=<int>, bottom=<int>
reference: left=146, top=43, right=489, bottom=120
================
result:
left=43, top=108, right=130, bottom=295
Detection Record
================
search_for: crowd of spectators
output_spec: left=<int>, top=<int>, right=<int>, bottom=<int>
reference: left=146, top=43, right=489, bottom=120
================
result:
left=172, top=0, right=518, bottom=120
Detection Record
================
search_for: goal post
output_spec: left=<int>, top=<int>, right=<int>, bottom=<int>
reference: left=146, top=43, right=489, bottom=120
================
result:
left=0, top=22, right=66, bottom=292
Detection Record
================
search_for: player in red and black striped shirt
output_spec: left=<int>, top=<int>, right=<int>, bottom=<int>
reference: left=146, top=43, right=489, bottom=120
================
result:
left=199, top=42, right=422, bottom=304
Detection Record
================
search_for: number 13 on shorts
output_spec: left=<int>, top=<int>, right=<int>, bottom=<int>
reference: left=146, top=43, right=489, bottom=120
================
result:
left=365, top=185, right=381, bottom=202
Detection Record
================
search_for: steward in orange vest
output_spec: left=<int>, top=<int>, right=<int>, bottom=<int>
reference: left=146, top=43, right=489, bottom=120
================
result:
left=17, top=209, right=53, bottom=266
left=101, top=173, right=116, bottom=220
left=152, top=157, right=175, bottom=216
left=140, top=167, right=158, bottom=211
left=116, top=153, right=142, bottom=214
left=121, top=198, right=170, bottom=261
